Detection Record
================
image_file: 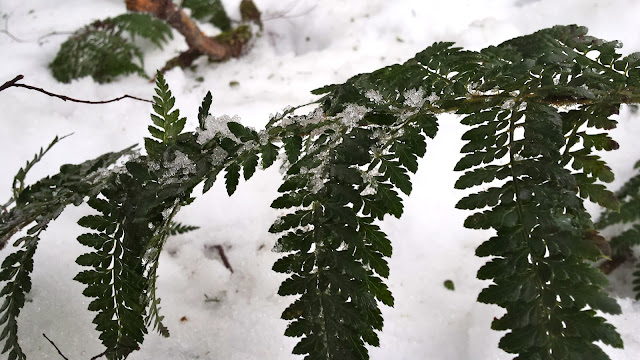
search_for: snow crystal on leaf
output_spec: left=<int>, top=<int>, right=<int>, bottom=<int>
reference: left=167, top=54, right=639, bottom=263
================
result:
left=162, top=150, right=195, bottom=183
left=403, top=88, right=426, bottom=108
left=300, top=108, right=326, bottom=126
left=209, top=147, right=228, bottom=167
left=338, top=104, right=368, bottom=127
left=365, top=89, right=384, bottom=104
left=197, top=114, right=241, bottom=144
left=501, top=99, right=516, bottom=110
left=258, top=131, right=269, bottom=145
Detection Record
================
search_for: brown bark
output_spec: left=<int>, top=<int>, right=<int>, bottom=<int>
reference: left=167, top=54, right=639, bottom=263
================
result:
left=126, top=0, right=230, bottom=61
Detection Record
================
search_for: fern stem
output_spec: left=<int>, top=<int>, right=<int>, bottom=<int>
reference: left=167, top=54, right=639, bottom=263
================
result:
left=507, top=101, right=527, bottom=237
left=507, top=100, right=553, bottom=347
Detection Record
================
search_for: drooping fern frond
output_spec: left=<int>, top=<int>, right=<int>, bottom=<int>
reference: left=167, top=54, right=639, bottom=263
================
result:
left=455, top=25, right=632, bottom=358
left=0, top=235, right=38, bottom=360
left=50, top=14, right=171, bottom=83
left=0, top=145, right=136, bottom=359
left=182, top=0, right=232, bottom=31
left=265, top=41, right=471, bottom=358
left=75, top=189, right=148, bottom=360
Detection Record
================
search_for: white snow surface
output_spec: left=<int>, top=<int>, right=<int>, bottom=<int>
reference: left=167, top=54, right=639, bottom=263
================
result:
left=1, top=0, right=640, bottom=359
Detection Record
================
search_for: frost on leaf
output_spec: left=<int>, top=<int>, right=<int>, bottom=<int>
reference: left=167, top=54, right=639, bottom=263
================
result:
left=209, top=147, right=228, bottom=167
left=338, top=104, right=369, bottom=127
left=162, top=150, right=195, bottom=183
left=365, top=89, right=384, bottom=104
left=403, top=87, right=426, bottom=108
left=197, top=114, right=241, bottom=144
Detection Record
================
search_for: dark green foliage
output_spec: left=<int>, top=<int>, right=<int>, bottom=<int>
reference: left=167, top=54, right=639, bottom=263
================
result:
left=75, top=190, right=149, bottom=359
left=0, top=146, right=135, bottom=359
left=0, top=236, right=37, bottom=360
left=182, top=0, right=232, bottom=31
left=0, top=146, right=137, bottom=248
left=4, top=24, right=640, bottom=360
left=268, top=44, right=445, bottom=358
left=50, top=14, right=172, bottom=83
left=455, top=25, right=632, bottom=358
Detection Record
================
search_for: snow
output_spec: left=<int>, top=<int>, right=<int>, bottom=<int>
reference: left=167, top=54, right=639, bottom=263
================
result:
left=1, top=0, right=640, bottom=359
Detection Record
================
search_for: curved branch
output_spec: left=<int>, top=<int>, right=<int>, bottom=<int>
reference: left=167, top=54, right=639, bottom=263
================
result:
left=126, top=0, right=231, bottom=60
left=0, top=75, right=152, bottom=104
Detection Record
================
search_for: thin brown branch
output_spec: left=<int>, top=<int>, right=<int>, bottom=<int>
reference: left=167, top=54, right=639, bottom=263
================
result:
left=127, top=0, right=229, bottom=60
left=90, top=350, right=109, bottom=360
left=127, top=0, right=259, bottom=64
left=0, top=75, right=152, bottom=104
left=214, top=245, right=234, bottom=273
left=43, top=333, right=70, bottom=360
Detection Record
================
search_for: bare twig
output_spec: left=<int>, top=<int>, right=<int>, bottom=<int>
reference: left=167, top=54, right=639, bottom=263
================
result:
left=214, top=245, right=234, bottom=273
left=42, top=333, right=70, bottom=360
left=90, top=350, right=109, bottom=360
left=1, top=12, right=25, bottom=42
left=37, top=30, right=74, bottom=45
left=0, top=75, right=152, bottom=104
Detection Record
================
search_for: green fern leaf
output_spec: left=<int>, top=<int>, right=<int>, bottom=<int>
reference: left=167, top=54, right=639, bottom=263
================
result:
left=182, top=0, right=232, bottom=31
left=168, top=222, right=200, bottom=236
left=198, top=91, right=213, bottom=130
left=75, top=189, right=148, bottom=359
left=0, top=236, right=38, bottom=360
left=50, top=20, right=145, bottom=83
left=455, top=25, right=627, bottom=358
left=111, top=13, right=172, bottom=49
left=146, top=72, right=187, bottom=159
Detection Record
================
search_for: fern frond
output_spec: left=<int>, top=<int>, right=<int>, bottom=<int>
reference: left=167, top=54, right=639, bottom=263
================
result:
left=267, top=41, right=463, bottom=357
left=0, top=235, right=38, bottom=360
left=1, top=145, right=137, bottom=248
left=0, top=144, right=136, bottom=358
left=75, top=191, right=148, bottom=359
left=456, top=25, right=627, bottom=358
left=50, top=20, right=145, bottom=83
left=111, top=13, right=172, bottom=48
left=145, top=72, right=187, bottom=159
left=182, top=0, right=232, bottom=31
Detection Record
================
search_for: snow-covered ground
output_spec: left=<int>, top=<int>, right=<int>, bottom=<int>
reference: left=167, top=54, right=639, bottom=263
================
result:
left=1, top=0, right=640, bottom=359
